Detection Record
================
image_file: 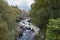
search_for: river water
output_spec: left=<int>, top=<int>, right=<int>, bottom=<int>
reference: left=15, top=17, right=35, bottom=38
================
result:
left=17, top=18, right=39, bottom=40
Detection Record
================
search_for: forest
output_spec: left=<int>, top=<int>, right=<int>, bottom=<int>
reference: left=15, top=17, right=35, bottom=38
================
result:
left=0, top=0, right=60, bottom=40
left=0, top=0, right=21, bottom=40
left=30, top=0, right=60, bottom=40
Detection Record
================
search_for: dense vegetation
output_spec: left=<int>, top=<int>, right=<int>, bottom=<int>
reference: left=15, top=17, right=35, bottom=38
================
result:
left=30, top=0, right=60, bottom=40
left=0, top=0, right=21, bottom=40
left=46, top=18, right=60, bottom=40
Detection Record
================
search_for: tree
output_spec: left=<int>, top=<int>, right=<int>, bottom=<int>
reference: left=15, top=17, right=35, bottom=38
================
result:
left=30, top=0, right=60, bottom=40
left=0, top=0, right=21, bottom=40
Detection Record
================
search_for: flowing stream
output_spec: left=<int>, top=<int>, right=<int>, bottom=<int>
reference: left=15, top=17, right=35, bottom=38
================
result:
left=17, top=18, right=40, bottom=40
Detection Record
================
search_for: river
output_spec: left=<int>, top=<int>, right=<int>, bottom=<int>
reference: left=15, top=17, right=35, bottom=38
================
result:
left=17, top=18, right=40, bottom=40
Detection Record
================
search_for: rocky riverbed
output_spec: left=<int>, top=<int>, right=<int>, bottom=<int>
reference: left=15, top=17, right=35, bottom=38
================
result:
left=17, top=17, right=40, bottom=40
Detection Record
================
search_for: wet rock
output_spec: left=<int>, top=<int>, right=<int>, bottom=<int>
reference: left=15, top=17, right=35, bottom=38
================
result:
left=19, top=33, right=23, bottom=37
left=17, top=18, right=40, bottom=40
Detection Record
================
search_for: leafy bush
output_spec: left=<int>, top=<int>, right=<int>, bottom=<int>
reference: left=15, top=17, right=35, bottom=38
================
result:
left=46, top=18, right=60, bottom=40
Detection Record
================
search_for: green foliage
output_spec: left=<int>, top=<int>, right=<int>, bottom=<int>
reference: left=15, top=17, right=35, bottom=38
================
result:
left=30, top=0, right=60, bottom=40
left=30, top=0, right=60, bottom=28
left=0, top=0, right=21, bottom=40
left=46, top=18, right=60, bottom=40
left=0, top=22, right=8, bottom=40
